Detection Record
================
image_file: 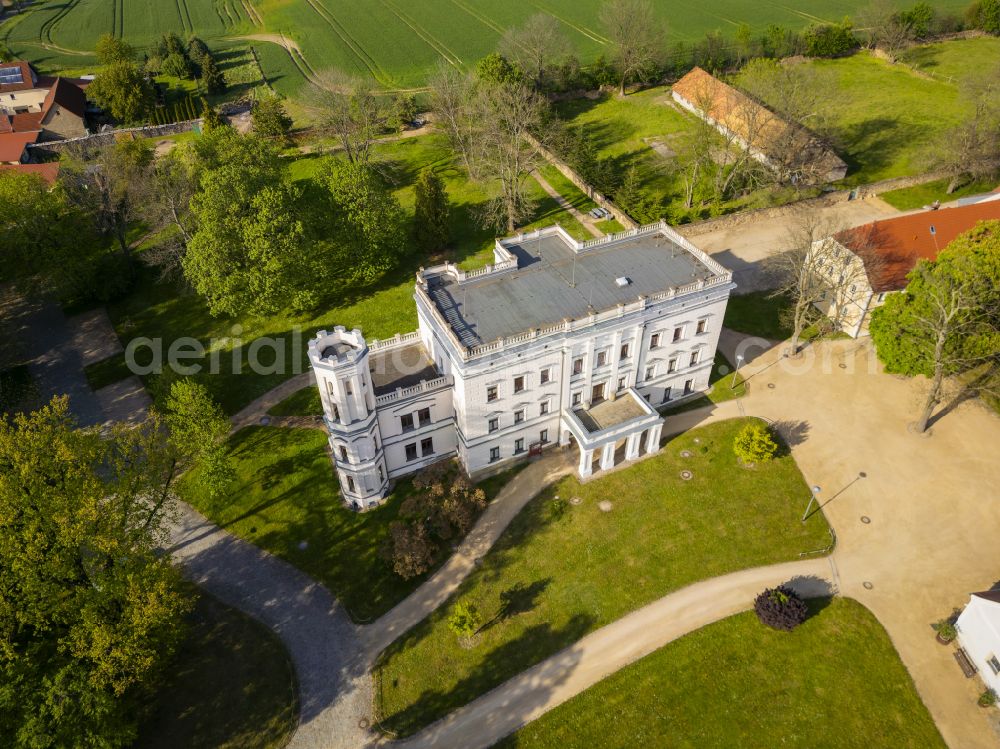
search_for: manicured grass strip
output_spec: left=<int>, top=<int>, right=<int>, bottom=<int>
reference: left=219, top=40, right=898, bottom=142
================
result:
left=267, top=386, right=322, bottom=417
left=83, top=354, right=133, bottom=391
left=661, top=351, right=745, bottom=414
left=723, top=291, right=792, bottom=341
left=375, top=418, right=831, bottom=736
left=595, top=218, right=625, bottom=234
left=180, top=426, right=519, bottom=622
left=538, top=163, right=598, bottom=214
left=497, top=598, right=946, bottom=749
left=878, top=177, right=998, bottom=212
left=135, top=585, right=298, bottom=749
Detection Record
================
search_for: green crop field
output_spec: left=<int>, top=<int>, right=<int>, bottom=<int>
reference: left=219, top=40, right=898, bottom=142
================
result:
left=3, top=0, right=973, bottom=91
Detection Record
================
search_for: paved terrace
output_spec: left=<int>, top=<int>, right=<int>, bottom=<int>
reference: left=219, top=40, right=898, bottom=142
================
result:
left=369, top=341, right=439, bottom=396
left=425, top=225, right=723, bottom=348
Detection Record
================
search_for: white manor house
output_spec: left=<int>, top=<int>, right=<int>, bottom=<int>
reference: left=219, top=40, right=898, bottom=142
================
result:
left=308, top=221, right=735, bottom=508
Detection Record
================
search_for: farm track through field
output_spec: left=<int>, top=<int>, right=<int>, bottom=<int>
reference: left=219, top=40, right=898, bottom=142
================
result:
left=771, top=3, right=832, bottom=25
left=41, top=0, right=80, bottom=46
left=239, top=0, right=263, bottom=26
left=302, top=0, right=390, bottom=84
left=447, top=0, right=505, bottom=35
left=530, top=2, right=607, bottom=45
left=232, top=34, right=331, bottom=91
left=377, top=0, right=463, bottom=68
left=214, top=0, right=229, bottom=29
left=178, top=0, right=195, bottom=34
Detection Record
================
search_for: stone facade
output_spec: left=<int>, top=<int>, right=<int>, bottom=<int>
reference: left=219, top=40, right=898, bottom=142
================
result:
left=310, top=221, right=735, bottom=508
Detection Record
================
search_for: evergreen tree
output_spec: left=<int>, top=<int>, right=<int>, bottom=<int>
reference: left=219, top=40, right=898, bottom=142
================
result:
left=413, top=168, right=450, bottom=252
left=201, top=55, right=226, bottom=94
left=251, top=97, right=293, bottom=141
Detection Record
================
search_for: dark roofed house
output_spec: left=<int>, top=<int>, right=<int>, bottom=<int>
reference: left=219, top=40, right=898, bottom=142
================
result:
left=672, top=66, right=847, bottom=185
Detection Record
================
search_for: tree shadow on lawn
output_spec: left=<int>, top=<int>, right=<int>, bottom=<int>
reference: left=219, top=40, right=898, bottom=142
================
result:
left=831, top=118, right=928, bottom=179
left=379, top=614, right=595, bottom=738
left=479, top=578, right=553, bottom=634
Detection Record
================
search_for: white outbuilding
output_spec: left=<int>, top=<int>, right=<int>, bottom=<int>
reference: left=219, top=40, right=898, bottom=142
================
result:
left=956, top=590, right=1000, bottom=694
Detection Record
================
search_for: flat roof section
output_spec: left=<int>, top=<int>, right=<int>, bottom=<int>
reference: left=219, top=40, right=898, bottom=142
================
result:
left=426, top=229, right=717, bottom=347
left=574, top=394, right=648, bottom=434
left=369, top=342, right=440, bottom=396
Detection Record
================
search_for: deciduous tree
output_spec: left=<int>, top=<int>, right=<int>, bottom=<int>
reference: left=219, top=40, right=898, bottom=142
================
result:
left=599, top=0, right=665, bottom=96
left=60, top=138, right=154, bottom=268
left=165, top=379, right=233, bottom=496
left=499, top=14, right=573, bottom=89
left=309, top=73, right=393, bottom=165
left=468, top=80, right=546, bottom=232
left=95, top=33, right=135, bottom=65
left=870, top=221, right=1000, bottom=433
left=310, top=158, right=408, bottom=285
left=88, top=60, right=154, bottom=124
left=0, top=398, right=190, bottom=748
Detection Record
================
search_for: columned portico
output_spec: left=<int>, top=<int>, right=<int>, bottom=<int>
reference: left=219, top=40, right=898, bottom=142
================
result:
left=561, top=388, right=663, bottom=480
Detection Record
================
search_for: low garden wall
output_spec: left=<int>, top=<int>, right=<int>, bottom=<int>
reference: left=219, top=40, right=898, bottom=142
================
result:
left=28, top=120, right=201, bottom=157
left=677, top=170, right=955, bottom=237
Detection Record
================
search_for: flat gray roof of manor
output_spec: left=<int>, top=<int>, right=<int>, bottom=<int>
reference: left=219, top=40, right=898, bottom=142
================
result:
left=426, top=230, right=718, bottom=347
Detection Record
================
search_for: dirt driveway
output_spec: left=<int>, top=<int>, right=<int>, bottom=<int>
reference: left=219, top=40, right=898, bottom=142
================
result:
left=725, top=335, right=1000, bottom=747
left=680, top=197, right=899, bottom=292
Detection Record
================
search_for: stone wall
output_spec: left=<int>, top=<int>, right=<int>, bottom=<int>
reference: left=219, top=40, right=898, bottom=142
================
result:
left=27, top=120, right=201, bottom=157
left=676, top=170, right=954, bottom=237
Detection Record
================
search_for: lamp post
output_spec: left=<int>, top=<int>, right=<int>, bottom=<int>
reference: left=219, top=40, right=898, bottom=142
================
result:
left=731, top=354, right=744, bottom=389
left=802, top=485, right=821, bottom=523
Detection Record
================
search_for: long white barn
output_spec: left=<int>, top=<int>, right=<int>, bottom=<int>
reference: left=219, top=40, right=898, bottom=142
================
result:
left=308, top=221, right=735, bottom=509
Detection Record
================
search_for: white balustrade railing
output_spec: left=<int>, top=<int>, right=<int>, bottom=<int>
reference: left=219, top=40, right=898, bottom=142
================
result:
left=374, top=375, right=453, bottom=406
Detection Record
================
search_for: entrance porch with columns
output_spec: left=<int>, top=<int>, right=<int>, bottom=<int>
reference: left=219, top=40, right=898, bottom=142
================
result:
left=561, top=388, right=664, bottom=480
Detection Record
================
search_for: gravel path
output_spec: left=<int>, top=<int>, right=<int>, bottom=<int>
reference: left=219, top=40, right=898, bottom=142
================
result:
left=167, top=501, right=372, bottom=749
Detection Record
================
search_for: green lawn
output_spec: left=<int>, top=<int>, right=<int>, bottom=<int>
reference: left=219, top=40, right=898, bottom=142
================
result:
left=900, top=35, right=1000, bottom=83
left=375, top=418, right=831, bottom=736
left=498, top=598, right=945, bottom=749
left=553, top=87, right=697, bottom=212
left=135, top=586, right=298, bottom=749
left=268, top=386, right=322, bottom=417
left=879, top=177, right=999, bottom=211
left=741, top=42, right=1000, bottom=185
left=661, top=351, right=746, bottom=414
left=538, top=164, right=599, bottom=215
left=723, top=291, right=793, bottom=341
left=180, top=426, right=518, bottom=622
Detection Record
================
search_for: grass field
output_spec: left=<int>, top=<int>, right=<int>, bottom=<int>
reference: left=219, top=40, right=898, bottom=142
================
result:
left=135, top=586, right=298, bottom=749
left=179, top=426, right=519, bottom=622
left=879, top=177, right=999, bottom=211
left=3, top=0, right=973, bottom=89
left=375, top=418, right=832, bottom=736
left=498, top=598, right=945, bottom=749
left=739, top=39, right=1000, bottom=184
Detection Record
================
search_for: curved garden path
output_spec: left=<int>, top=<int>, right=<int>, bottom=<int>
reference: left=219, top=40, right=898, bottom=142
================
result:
left=172, top=329, right=1000, bottom=749
left=392, top=558, right=835, bottom=749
